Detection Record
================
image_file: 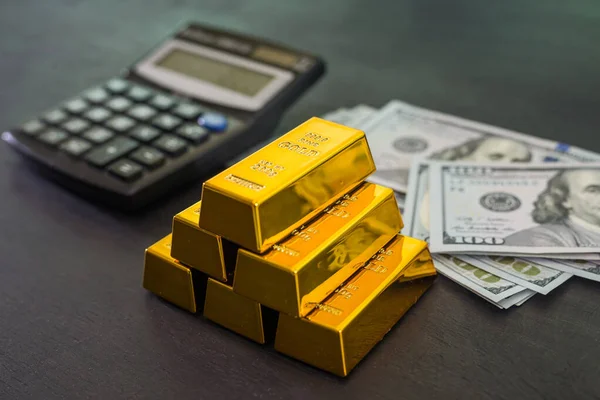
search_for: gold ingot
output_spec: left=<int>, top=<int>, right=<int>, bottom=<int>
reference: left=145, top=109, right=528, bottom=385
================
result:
left=233, top=182, right=403, bottom=317
left=274, top=235, right=436, bottom=377
left=171, top=201, right=237, bottom=282
left=203, top=278, right=279, bottom=344
left=142, top=234, right=208, bottom=313
left=199, top=117, right=376, bottom=253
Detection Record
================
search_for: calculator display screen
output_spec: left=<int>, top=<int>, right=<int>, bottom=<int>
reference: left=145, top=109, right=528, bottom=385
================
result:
left=155, top=48, right=275, bottom=96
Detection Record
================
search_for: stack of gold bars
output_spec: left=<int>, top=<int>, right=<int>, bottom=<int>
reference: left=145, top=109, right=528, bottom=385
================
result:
left=142, top=117, right=437, bottom=377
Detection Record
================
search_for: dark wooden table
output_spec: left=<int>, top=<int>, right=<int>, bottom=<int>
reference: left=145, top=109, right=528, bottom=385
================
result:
left=1, top=1, right=599, bottom=399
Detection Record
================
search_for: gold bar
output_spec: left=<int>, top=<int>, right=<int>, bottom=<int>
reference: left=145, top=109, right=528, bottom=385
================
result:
left=171, top=201, right=237, bottom=282
left=233, top=182, right=403, bottom=317
left=274, top=235, right=437, bottom=377
left=199, top=117, right=376, bottom=253
left=203, top=278, right=279, bottom=344
left=142, top=234, right=208, bottom=313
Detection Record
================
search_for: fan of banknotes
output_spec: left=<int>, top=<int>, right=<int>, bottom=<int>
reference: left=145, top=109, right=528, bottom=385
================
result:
left=319, top=100, right=600, bottom=310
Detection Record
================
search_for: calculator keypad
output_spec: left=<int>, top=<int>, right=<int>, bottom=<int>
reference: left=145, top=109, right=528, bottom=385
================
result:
left=64, top=98, right=89, bottom=114
left=38, top=129, right=69, bottom=146
left=105, top=116, right=136, bottom=133
left=22, top=120, right=45, bottom=135
left=106, top=97, right=133, bottom=112
left=172, top=103, right=204, bottom=120
left=176, top=124, right=209, bottom=144
left=85, top=87, right=110, bottom=103
left=153, top=135, right=187, bottom=156
left=62, top=118, right=90, bottom=135
left=85, top=137, right=139, bottom=167
left=129, top=125, right=160, bottom=143
left=127, top=86, right=153, bottom=102
left=16, top=77, right=232, bottom=184
left=127, top=104, right=157, bottom=122
left=60, top=138, right=92, bottom=157
left=149, top=94, right=176, bottom=111
left=130, top=147, right=165, bottom=169
left=43, top=109, right=68, bottom=124
left=84, top=107, right=112, bottom=123
left=83, top=127, right=114, bottom=144
left=106, top=78, right=130, bottom=94
left=108, top=159, right=143, bottom=181
left=152, top=114, right=182, bottom=131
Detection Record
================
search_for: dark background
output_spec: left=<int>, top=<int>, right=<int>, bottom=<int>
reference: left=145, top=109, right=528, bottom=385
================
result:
left=1, top=1, right=600, bottom=399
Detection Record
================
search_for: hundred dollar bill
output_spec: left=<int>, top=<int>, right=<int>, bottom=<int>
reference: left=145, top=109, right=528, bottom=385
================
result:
left=523, top=258, right=600, bottom=283
left=348, top=104, right=377, bottom=127
left=404, top=160, right=531, bottom=306
left=322, top=104, right=376, bottom=129
left=433, top=255, right=534, bottom=307
left=459, top=255, right=571, bottom=295
left=429, top=162, right=600, bottom=256
left=322, top=108, right=351, bottom=124
left=360, top=100, right=600, bottom=193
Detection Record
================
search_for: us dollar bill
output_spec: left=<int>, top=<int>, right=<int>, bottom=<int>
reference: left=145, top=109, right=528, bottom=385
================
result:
left=523, top=258, right=600, bottom=283
left=428, top=162, right=600, bottom=256
left=322, top=104, right=376, bottom=128
left=360, top=100, right=600, bottom=193
left=433, top=255, right=535, bottom=307
left=403, top=159, right=532, bottom=306
left=458, top=255, right=571, bottom=295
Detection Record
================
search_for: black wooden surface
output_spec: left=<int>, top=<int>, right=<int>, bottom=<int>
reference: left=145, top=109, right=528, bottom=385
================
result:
left=1, top=1, right=600, bottom=399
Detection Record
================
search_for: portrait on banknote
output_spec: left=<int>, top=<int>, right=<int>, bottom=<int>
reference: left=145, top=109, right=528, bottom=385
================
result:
left=504, top=168, right=600, bottom=247
left=429, top=136, right=532, bottom=163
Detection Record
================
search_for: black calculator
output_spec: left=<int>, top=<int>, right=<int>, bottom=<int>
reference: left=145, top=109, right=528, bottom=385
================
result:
left=2, top=22, right=325, bottom=210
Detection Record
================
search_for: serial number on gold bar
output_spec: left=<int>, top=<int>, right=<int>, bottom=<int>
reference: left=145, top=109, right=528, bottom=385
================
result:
left=199, top=117, right=376, bottom=253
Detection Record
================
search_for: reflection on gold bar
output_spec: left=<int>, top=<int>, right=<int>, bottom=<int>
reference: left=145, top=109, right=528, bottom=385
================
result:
left=233, top=182, right=403, bottom=317
left=142, top=234, right=208, bottom=313
left=199, top=117, right=376, bottom=253
left=171, top=201, right=237, bottom=282
left=203, top=278, right=279, bottom=344
left=274, top=235, right=436, bottom=377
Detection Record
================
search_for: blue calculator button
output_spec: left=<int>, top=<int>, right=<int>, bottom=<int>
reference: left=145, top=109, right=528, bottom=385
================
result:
left=198, top=113, right=228, bottom=132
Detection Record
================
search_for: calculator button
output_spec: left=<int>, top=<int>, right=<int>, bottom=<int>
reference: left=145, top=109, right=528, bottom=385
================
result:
left=84, top=107, right=112, bottom=123
left=127, top=85, right=153, bottom=102
left=105, top=115, right=136, bottom=133
left=83, top=127, right=114, bottom=144
left=153, top=135, right=187, bottom=156
left=62, top=118, right=90, bottom=135
left=152, top=114, right=182, bottom=131
left=130, top=147, right=165, bottom=169
left=108, top=159, right=143, bottom=182
left=85, top=87, right=110, bottom=103
left=106, top=78, right=130, bottom=93
left=149, top=94, right=176, bottom=111
left=176, top=124, right=209, bottom=144
left=197, top=112, right=228, bottom=132
left=60, top=138, right=92, bottom=157
left=64, top=98, right=89, bottom=114
left=21, top=119, right=45, bottom=135
left=37, top=129, right=69, bottom=146
left=43, top=109, right=68, bottom=125
left=105, top=97, right=132, bottom=112
left=85, top=137, right=139, bottom=167
left=172, top=102, right=204, bottom=120
left=127, top=104, right=157, bottom=122
left=129, top=125, right=161, bottom=142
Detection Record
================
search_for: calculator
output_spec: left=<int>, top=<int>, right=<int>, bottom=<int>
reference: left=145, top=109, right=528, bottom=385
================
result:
left=2, top=22, right=326, bottom=210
